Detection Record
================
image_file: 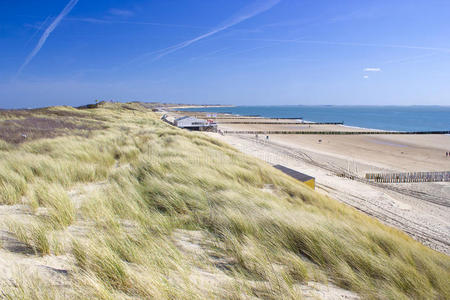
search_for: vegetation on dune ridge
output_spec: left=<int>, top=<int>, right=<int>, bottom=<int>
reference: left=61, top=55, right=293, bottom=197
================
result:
left=0, top=102, right=449, bottom=299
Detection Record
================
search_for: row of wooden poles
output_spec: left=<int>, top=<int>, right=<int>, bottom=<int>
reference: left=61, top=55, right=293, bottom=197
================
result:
left=365, top=171, right=450, bottom=183
left=217, top=122, right=344, bottom=125
left=189, top=115, right=304, bottom=120
left=223, top=130, right=450, bottom=135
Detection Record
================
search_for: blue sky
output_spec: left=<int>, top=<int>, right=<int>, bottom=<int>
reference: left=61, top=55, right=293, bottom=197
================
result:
left=1, top=0, right=450, bottom=108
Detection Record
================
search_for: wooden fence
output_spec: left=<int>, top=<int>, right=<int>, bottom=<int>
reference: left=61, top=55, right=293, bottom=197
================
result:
left=365, top=171, right=450, bottom=183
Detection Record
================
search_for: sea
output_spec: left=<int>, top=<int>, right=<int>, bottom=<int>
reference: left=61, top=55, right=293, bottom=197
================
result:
left=180, top=106, right=450, bottom=132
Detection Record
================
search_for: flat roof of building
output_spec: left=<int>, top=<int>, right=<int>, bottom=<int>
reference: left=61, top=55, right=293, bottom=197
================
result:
left=175, top=116, right=198, bottom=121
left=273, top=165, right=314, bottom=182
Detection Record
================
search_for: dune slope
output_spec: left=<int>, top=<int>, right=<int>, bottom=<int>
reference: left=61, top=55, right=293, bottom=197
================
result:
left=0, top=103, right=449, bottom=299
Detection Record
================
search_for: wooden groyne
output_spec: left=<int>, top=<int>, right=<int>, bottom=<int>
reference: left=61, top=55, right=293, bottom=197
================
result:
left=223, top=130, right=450, bottom=135
left=366, top=171, right=450, bottom=183
left=266, top=117, right=303, bottom=120
left=194, top=116, right=261, bottom=119
left=193, top=116, right=304, bottom=120
left=238, top=116, right=304, bottom=119
left=218, top=122, right=344, bottom=125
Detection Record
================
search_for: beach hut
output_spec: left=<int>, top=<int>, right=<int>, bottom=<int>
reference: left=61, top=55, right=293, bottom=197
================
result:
left=273, top=165, right=315, bottom=189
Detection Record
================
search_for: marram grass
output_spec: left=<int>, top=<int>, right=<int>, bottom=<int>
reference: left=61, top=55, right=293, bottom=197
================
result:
left=0, top=102, right=448, bottom=299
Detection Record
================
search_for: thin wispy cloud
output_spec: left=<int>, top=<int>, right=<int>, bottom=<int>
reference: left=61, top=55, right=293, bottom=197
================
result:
left=24, top=16, right=52, bottom=31
left=24, top=16, right=52, bottom=47
left=109, top=8, right=134, bottom=17
left=143, top=0, right=282, bottom=62
left=329, top=7, right=381, bottom=23
left=217, top=45, right=274, bottom=58
left=65, top=17, right=208, bottom=29
left=364, top=68, right=381, bottom=72
left=363, top=75, right=369, bottom=79
left=237, top=38, right=450, bottom=53
left=189, top=47, right=231, bottom=62
left=380, top=53, right=437, bottom=65
left=15, top=0, right=79, bottom=79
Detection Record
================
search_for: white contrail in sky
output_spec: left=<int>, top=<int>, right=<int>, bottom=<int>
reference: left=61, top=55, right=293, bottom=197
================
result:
left=236, top=38, right=450, bottom=53
left=147, top=0, right=281, bottom=62
left=15, top=0, right=79, bottom=79
left=66, top=17, right=209, bottom=29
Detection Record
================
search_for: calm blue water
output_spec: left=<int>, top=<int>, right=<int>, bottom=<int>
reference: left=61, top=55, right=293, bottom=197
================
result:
left=180, top=106, right=450, bottom=132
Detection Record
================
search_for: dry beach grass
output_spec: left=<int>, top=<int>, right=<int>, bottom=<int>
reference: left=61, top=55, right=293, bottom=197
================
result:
left=0, top=102, right=449, bottom=299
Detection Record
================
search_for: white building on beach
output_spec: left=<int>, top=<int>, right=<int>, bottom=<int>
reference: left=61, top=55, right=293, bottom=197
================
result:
left=174, top=116, right=217, bottom=131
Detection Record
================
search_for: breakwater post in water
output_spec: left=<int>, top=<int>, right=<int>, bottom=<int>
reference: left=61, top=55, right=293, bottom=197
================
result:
left=365, top=171, right=450, bottom=183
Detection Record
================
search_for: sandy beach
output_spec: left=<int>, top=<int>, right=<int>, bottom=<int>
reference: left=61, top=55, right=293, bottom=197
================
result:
left=167, top=112, right=450, bottom=254
left=220, top=123, right=450, bottom=173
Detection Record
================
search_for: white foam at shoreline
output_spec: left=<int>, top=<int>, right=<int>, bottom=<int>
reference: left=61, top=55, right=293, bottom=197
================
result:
left=339, top=124, right=395, bottom=132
